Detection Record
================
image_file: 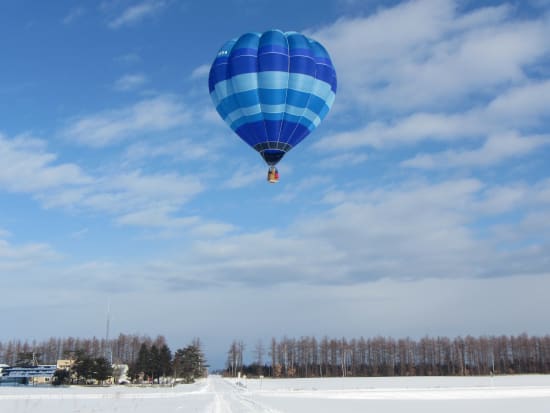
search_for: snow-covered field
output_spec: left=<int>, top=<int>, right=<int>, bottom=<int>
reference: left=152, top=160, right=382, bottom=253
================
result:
left=1, top=374, right=550, bottom=412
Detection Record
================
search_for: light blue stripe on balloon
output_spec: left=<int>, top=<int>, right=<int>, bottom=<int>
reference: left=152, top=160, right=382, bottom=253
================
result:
left=211, top=73, right=335, bottom=108
left=257, top=71, right=289, bottom=89
left=287, top=73, right=314, bottom=93
left=259, top=103, right=287, bottom=113
left=230, top=73, right=259, bottom=94
left=214, top=87, right=334, bottom=118
left=219, top=92, right=333, bottom=128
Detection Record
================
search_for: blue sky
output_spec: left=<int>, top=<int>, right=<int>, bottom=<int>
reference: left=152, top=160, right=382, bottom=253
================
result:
left=1, top=0, right=549, bottom=369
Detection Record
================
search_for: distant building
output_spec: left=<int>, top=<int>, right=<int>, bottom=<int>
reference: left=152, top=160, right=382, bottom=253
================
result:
left=112, top=364, right=130, bottom=384
left=0, top=365, right=57, bottom=386
left=56, top=359, right=75, bottom=370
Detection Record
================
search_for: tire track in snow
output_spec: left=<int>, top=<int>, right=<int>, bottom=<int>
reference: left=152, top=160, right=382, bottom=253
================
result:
left=206, top=375, right=282, bottom=413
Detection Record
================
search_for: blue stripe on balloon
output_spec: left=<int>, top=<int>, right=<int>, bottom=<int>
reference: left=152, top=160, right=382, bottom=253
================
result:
left=217, top=89, right=334, bottom=124
left=258, top=89, right=287, bottom=105
left=219, top=92, right=333, bottom=126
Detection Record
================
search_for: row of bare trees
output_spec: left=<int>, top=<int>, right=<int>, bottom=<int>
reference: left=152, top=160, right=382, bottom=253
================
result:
left=228, top=334, right=550, bottom=377
left=0, top=334, right=168, bottom=366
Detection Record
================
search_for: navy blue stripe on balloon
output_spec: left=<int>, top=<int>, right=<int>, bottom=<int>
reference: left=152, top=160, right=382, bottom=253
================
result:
left=290, top=47, right=315, bottom=58
left=230, top=47, right=259, bottom=58
left=209, top=63, right=229, bottom=92
left=315, top=65, right=337, bottom=89
left=258, top=53, right=289, bottom=72
left=235, top=120, right=312, bottom=148
left=235, top=121, right=265, bottom=147
left=258, top=45, right=289, bottom=55
left=229, top=56, right=258, bottom=76
left=265, top=120, right=282, bottom=141
left=285, top=123, right=312, bottom=147
left=290, top=56, right=316, bottom=76
left=281, top=118, right=313, bottom=139
left=286, top=123, right=312, bottom=147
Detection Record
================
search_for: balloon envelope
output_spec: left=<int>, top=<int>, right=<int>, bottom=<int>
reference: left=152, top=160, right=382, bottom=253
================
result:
left=208, top=30, right=337, bottom=166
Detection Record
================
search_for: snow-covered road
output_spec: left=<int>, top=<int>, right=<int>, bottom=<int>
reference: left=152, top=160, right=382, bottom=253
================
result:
left=205, top=375, right=281, bottom=413
left=2, top=374, right=550, bottom=412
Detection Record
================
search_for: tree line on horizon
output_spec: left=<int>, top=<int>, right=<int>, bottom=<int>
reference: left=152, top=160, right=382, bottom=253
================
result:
left=0, top=334, right=208, bottom=384
left=226, top=333, right=550, bottom=378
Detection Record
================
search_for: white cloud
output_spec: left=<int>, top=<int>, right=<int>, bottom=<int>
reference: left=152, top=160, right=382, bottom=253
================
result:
left=114, top=73, right=147, bottom=91
left=315, top=79, right=550, bottom=151
left=485, top=79, right=550, bottom=126
left=191, top=64, right=211, bottom=80
left=309, top=0, right=550, bottom=113
left=62, top=95, right=190, bottom=147
left=79, top=170, right=203, bottom=215
left=318, top=152, right=369, bottom=169
left=113, top=178, right=547, bottom=287
left=35, top=168, right=205, bottom=229
left=123, top=138, right=213, bottom=163
left=0, top=131, right=206, bottom=229
left=63, top=7, right=86, bottom=24
left=0, top=236, right=60, bottom=273
left=402, top=132, right=550, bottom=169
left=0, top=132, right=92, bottom=193
left=108, top=0, right=167, bottom=29
left=275, top=175, right=332, bottom=203
left=221, top=163, right=265, bottom=189
left=115, top=207, right=200, bottom=228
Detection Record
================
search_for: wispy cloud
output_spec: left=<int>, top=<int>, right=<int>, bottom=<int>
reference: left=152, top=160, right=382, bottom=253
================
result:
left=114, top=53, right=142, bottom=65
left=0, top=132, right=92, bottom=193
left=0, top=236, right=60, bottom=272
left=62, top=95, right=190, bottom=147
left=114, top=73, right=147, bottom=91
left=402, top=132, right=550, bottom=169
left=123, top=138, right=214, bottom=163
left=0, top=131, right=205, bottom=229
left=63, top=7, right=86, bottom=24
left=108, top=0, right=167, bottom=29
left=221, top=163, right=265, bottom=189
left=190, top=64, right=211, bottom=80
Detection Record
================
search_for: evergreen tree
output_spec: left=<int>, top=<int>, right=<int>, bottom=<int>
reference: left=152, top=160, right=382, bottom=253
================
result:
left=73, top=352, right=94, bottom=383
left=159, top=344, right=173, bottom=378
left=150, top=345, right=160, bottom=381
left=133, top=343, right=151, bottom=382
left=93, top=357, right=114, bottom=384
left=52, top=369, right=71, bottom=386
left=173, top=344, right=207, bottom=383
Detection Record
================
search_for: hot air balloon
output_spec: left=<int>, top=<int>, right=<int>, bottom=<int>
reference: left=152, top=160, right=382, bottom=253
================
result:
left=208, top=30, right=337, bottom=183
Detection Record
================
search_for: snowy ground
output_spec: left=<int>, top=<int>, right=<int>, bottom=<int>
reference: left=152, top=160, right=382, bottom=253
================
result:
left=1, top=374, right=550, bottom=412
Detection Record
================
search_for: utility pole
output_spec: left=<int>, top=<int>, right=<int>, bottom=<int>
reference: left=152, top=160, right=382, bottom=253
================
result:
left=105, top=299, right=112, bottom=365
